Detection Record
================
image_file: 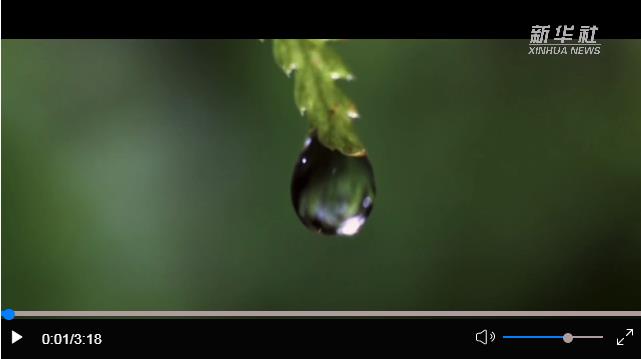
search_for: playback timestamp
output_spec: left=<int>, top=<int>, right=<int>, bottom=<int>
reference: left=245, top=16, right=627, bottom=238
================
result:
left=41, top=333, right=102, bottom=345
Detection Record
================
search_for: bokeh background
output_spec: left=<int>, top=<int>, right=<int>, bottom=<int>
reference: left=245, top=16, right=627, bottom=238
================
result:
left=3, top=40, right=641, bottom=310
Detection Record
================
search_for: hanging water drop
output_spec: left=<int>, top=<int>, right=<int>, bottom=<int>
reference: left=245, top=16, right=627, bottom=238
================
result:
left=291, top=134, right=376, bottom=236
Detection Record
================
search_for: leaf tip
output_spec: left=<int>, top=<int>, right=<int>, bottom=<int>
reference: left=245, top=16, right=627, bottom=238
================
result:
left=284, top=63, right=298, bottom=77
left=330, top=71, right=355, bottom=81
left=347, top=110, right=360, bottom=119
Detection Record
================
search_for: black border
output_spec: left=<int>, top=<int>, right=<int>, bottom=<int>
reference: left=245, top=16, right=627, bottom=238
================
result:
left=2, top=5, right=640, bottom=39
left=2, top=317, right=640, bottom=355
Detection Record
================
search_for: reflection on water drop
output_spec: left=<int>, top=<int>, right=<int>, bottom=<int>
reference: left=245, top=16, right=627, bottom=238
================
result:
left=291, top=134, right=376, bottom=236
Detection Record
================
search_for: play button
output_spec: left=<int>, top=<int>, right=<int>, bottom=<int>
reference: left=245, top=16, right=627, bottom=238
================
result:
left=12, top=331, right=22, bottom=344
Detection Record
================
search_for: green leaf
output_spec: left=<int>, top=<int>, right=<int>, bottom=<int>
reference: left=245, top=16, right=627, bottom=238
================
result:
left=273, top=40, right=365, bottom=156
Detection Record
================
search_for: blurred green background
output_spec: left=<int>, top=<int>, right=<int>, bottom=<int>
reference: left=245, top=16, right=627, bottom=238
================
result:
left=2, top=40, right=641, bottom=310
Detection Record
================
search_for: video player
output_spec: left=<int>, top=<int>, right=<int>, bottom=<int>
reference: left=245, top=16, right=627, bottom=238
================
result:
left=2, top=12, right=640, bottom=355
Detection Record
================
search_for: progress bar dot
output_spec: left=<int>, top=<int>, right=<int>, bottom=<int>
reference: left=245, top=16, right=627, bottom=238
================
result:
left=563, top=333, right=573, bottom=343
left=1, top=308, right=16, bottom=320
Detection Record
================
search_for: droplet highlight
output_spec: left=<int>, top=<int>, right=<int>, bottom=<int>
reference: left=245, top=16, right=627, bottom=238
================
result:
left=291, top=135, right=376, bottom=236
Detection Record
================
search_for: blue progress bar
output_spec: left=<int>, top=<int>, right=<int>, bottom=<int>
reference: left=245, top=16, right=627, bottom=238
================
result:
left=503, top=336, right=563, bottom=339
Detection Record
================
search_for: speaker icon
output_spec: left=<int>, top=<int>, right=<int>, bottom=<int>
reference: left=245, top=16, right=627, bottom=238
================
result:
left=475, top=329, right=496, bottom=345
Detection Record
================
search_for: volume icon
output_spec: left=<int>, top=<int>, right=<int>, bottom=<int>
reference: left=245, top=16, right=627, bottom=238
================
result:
left=475, top=329, right=496, bottom=345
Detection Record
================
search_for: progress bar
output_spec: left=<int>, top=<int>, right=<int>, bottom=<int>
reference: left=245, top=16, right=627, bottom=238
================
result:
left=9, top=311, right=641, bottom=317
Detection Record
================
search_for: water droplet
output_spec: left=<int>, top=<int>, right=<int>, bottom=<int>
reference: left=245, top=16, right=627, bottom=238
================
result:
left=291, top=134, right=376, bottom=236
